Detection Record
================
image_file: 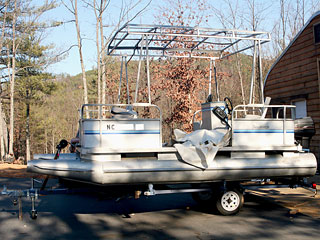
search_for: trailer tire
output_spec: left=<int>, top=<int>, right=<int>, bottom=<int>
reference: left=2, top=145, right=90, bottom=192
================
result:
left=216, top=189, right=243, bottom=216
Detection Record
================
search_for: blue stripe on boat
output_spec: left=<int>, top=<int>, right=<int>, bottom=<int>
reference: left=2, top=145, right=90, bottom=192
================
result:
left=233, top=129, right=294, bottom=133
left=202, top=106, right=226, bottom=112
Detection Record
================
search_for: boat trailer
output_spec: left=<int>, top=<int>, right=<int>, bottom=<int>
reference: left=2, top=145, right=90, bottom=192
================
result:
left=1, top=174, right=317, bottom=220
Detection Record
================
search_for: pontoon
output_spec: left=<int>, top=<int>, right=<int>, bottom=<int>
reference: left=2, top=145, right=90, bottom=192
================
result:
left=27, top=24, right=317, bottom=216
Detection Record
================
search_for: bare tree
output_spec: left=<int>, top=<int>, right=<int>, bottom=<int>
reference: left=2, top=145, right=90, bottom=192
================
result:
left=85, top=0, right=110, bottom=104
left=0, top=0, right=9, bottom=161
left=74, top=0, right=88, bottom=109
left=94, top=0, right=102, bottom=104
left=272, top=0, right=320, bottom=57
left=93, top=0, right=110, bottom=104
left=100, top=0, right=152, bottom=104
left=72, top=0, right=151, bottom=106
left=280, top=0, right=288, bottom=50
left=244, top=0, right=271, bottom=104
left=310, top=0, right=320, bottom=14
left=8, top=0, right=18, bottom=158
left=287, top=0, right=320, bottom=39
left=152, top=0, right=212, bottom=135
left=211, top=0, right=247, bottom=105
left=100, top=1, right=107, bottom=104
left=244, top=0, right=270, bottom=31
left=64, top=0, right=89, bottom=117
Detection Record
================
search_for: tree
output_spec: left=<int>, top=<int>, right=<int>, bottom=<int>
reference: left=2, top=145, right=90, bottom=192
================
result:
left=0, top=0, right=58, bottom=161
left=31, top=75, right=83, bottom=155
left=272, top=0, right=320, bottom=57
left=9, top=0, right=18, bottom=158
left=63, top=0, right=89, bottom=117
left=97, top=0, right=108, bottom=104
left=92, top=0, right=110, bottom=104
left=94, top=0, right=152, bottom=104
left=16, top=62, right=57, bottom=162
left=211, top=0, right=247, bottom=105
left=153, top=0, right=211, bottom=137
left=0, top=0, right=9, bottom=161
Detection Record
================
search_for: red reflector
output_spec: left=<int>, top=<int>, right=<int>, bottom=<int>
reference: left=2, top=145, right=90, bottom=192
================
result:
left=312, top=183, right=317, bottom=189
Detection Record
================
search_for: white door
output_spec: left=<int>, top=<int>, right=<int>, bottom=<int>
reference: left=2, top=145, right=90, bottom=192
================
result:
left=292, top=100, right=307, bottom=119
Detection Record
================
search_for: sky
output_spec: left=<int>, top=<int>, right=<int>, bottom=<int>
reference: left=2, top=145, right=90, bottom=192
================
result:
left=39, top=0, right=243, bottom=76
left=41, top=0, right=156, bottom=76
left=38, top=0, right=319, bottom=76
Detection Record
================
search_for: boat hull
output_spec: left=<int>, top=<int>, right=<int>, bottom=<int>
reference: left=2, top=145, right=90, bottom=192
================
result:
left=27, top=152, right=317, bottom=185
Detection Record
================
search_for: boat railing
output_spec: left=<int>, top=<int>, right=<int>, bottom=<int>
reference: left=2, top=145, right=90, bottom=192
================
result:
left=81, top=103, right=162, bottom=120
left=232, top=104, right=296, bottom=120
left=79, top=103, right=163, bottom=150
left=232, top=104, right=297, bottom=147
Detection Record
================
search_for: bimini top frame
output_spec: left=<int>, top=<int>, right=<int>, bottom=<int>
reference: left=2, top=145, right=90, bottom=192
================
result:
left=107, top=24, right=271, bottom=105
left=107, top=24, right=271, bottom=59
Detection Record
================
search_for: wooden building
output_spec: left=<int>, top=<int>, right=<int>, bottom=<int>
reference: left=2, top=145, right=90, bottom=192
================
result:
left=264, top=11, right=320, bottom=168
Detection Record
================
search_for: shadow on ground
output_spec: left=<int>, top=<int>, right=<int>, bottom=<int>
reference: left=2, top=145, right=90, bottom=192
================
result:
left=1, top=178, right=320, bottom=240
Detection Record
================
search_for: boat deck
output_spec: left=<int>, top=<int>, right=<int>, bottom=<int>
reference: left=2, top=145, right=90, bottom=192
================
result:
left=81, top=145, right=302, bottom=154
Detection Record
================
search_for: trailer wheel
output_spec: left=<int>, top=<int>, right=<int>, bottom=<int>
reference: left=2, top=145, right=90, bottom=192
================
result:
left=216, top=189, right=243, bottom=216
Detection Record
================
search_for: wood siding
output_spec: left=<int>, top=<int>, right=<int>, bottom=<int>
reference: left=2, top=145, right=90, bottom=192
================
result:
left=265, top=15, right=320, bottom=167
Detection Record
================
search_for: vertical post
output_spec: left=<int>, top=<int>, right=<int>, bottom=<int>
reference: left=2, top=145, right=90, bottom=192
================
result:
left=258, top=40, right=264, bottom=104
left=18, top=192, right=22, bottom=220
left=146, top=35, right=151, bottom=104
left=125, top=56, right=130, bottom=104
left=214, top=60, right=220, bottom=101
left=26, top=90, right=30, bottom=163
left=118, top=56, right=124, bottom=103
left=31, top=196, right=35, bottom=215
left=31, top=193, right=37, bottom=219
left=134, top=36, right=144, bottom=103
left=283, top=106, right=287, bottom=145
left=249, top=41, right=257, bottom=104
left=45, top=128, right=47, bottom=154
left=99, top=118, right=102, bottom=148
left=98, top=105, right=102, bottom=119
left=209, top=58, right=212, bottom=96
left=52, top=133, right=54, bottom=154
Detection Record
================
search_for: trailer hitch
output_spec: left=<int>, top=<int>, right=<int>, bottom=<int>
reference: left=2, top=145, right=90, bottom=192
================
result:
left=1, top=184, right=39, bottom=220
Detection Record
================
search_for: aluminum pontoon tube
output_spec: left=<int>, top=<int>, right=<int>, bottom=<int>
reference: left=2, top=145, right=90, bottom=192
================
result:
left=27, top=152, right=317, bottom=185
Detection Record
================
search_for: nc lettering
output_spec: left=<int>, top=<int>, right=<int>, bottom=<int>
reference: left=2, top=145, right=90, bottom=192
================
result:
left=106, top=124, right=115, bottom=130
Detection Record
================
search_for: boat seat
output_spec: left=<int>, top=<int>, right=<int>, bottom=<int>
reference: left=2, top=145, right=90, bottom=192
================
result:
left=111, top=106, right=138, bottom=119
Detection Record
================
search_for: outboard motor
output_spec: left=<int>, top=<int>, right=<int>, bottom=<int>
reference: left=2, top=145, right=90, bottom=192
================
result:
left=294, top=117, right=316, bottom=149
